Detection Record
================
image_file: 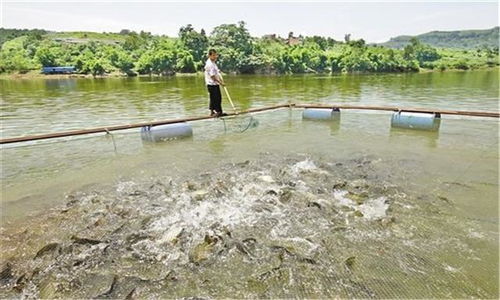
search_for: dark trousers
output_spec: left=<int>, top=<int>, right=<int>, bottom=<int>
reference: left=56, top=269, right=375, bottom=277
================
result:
left=207, top=85, right=222, bottom=113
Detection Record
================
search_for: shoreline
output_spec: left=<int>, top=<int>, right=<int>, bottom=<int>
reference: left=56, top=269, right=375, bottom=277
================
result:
left=0, top=72, right=202, bottom=80
left=1, top=66, right=498, bottom=80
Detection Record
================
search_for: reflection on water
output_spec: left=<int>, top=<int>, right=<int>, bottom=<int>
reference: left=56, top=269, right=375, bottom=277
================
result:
left=0, top=71, right=498, bottom=298
left=1, top=70, right=498, bottom=138
left=389, top=127, right=440, bottom=148
left=302, top=116, right=341, bottom=134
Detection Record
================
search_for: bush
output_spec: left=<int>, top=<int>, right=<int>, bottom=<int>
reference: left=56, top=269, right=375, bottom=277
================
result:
left=176, top=51, right=196, bottom=73
left=454, top=60, right=469, bottom=70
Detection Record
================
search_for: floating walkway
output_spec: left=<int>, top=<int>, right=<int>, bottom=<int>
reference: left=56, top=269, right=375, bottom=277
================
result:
left=1, top=103, right=498, bottom=145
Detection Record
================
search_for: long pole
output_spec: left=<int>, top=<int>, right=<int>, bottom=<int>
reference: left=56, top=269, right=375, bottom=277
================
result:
left=0, top=104, right=292, bottom=145
left=295, top=104, right=500, bottom=118
left=223, top=86, right=237, bottom=114
left=1, top=103, right=498, bottom=145
left=218, top=73, right=237, bottom=114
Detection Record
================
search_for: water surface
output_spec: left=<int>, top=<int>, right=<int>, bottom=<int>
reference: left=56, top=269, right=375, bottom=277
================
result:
left=0, top=70, right=498, bottom=298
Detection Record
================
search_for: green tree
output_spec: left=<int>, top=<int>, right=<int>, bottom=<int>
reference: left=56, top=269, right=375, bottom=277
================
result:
left=348, top=39, right=366, bottom=48
left=74, top=49, right=102, bottom=74
left=210, top=21, right=253, bottom=54
left=109, top=48, right=135, bottom=75
left=209, top=21, right=254, bottom=72
left=35, top=44, right=60, bottom=66
left=341, top=49, right=372, bottom=72
left=404, top=38, right=440, bottom=66
left=0, top=50, right=34, bottom=73
left=123, top=32, right=141, bottom=51
left=151, top=50, right=176, bottom=75
left=178, top=24, right=209, bottom=64
left=88, top=58, right=106, bottom=76
left=135, top=51, right=154, bottom=75
left=175, top=50, right=196, bottom=73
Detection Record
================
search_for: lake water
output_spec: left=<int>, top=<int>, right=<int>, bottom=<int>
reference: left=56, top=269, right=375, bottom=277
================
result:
left=0, top=70, right=498, bottom=298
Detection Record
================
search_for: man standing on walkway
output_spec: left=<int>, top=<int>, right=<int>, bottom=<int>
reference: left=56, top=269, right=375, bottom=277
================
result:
left=205, top=49, right=226, bottom=117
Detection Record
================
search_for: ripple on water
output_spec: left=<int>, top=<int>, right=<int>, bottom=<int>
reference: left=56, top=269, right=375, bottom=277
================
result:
left=0, top=153, right=497, bottom=299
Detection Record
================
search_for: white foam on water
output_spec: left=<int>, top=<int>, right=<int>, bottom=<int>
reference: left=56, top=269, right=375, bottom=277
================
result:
left=333, top=190, right=356, bottom=207
left=290, top=159, right=327, bottom=176
left=258, top=175, right=275, bottom=183
left=444, top=264, right=460, bottom=273
left=285, top=237, right=320, bottom=255
left=333, top=190, right=389, bottom=220
left=358, top=197, right=389, bottom=220
left=293, top=179, right=310, bottom=193
left=292, top=159, right=317, bottom=172
left=158, top=225, right=184, bottom=244
left=115, top=181, right=137, bottom=194
left=467, top=229, right=485, bottom=239
left=149, top=176, right=285, bottom=246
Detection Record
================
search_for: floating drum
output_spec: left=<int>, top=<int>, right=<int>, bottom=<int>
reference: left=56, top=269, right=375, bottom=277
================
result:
left=302, top=108, right=340, bottom=120
left=140, top=122, right=193, bottom=142
left=391, top=112, right=441, bottom=131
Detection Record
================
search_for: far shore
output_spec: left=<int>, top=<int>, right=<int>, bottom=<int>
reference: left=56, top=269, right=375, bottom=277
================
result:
left=1, top=66, right=498, bottom=80
left=0, top=71, right=203, bottom=80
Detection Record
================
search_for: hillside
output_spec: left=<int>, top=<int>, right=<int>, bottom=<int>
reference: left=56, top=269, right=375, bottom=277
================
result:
left=0, top=28, right=129, bottom=47
left=0, top=28, right=48, bottom=46
left=46, top=31, right=129, bottom=45
left=380, top=27, right=499, bottom=49
left=0, top=24, right=498, bottom=76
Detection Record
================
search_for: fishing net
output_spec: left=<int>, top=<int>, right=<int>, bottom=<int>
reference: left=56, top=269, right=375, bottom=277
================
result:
left=219, top=115, right=259, bottom=133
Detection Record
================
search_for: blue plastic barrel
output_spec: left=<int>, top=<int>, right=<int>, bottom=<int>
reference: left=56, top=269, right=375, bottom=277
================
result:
left=391, top=112, right=441, bottom=131
left=302, top=108, right=340, bottom=120
left=141, top=122, right=193, bottom=142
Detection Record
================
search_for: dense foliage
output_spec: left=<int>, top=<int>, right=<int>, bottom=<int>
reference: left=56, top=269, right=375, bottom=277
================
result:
left=0, top=23, right=498, bottom=76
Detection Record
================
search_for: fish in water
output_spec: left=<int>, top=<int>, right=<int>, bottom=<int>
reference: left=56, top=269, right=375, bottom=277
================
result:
left=34, top=243, right=60, bottom=259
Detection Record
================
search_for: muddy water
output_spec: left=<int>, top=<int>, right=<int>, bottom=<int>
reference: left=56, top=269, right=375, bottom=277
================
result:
left=0, top=71, right=499, bottom=298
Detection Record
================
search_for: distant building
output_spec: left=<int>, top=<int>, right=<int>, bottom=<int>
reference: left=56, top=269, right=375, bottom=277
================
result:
left=42, top=66, right=76, bottom=74
left=287, top=37, right=301, bottom=46
left=286, top=32, right=301, bottom=46
left=262, top=34, right=277, bottom=40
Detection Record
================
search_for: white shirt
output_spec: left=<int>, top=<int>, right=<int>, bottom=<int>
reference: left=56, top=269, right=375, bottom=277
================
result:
left=204, top=58, right=220, bottom=85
